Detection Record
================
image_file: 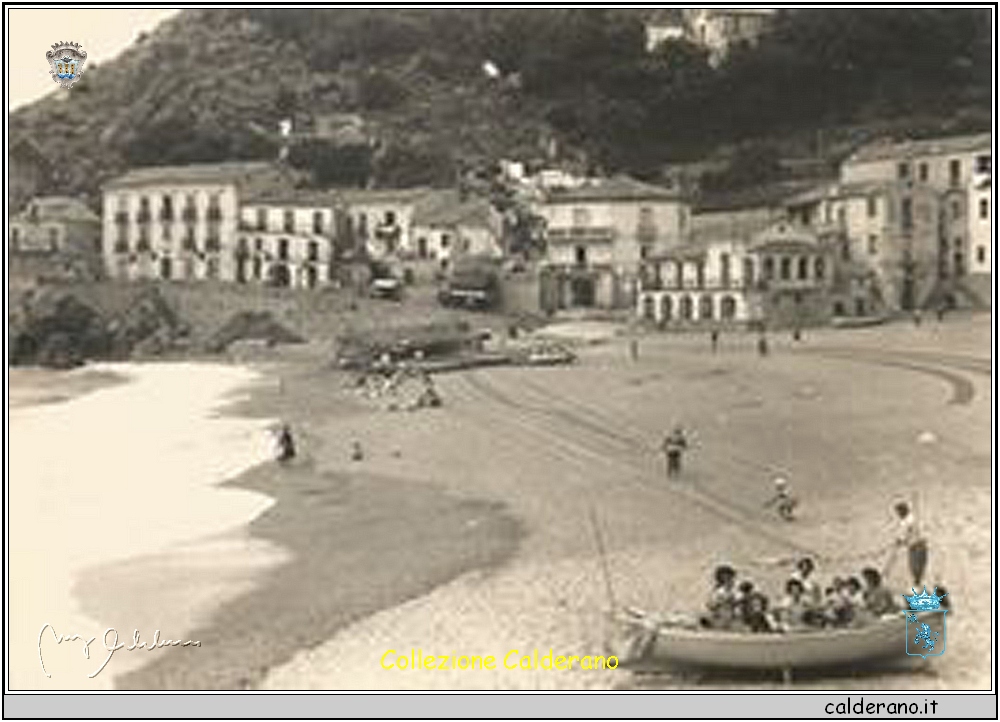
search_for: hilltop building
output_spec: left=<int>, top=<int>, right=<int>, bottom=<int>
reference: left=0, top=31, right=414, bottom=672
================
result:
left=646, top=8, right=776, bottom=64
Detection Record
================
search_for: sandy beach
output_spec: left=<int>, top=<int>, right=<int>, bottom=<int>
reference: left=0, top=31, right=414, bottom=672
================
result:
left=8, top=363, right=284, bottom=690
left=8, top=313, right=993, bottom=691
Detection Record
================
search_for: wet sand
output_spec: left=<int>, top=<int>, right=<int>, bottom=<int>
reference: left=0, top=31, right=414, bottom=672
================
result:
left=114, top=361, right=523, bottom=690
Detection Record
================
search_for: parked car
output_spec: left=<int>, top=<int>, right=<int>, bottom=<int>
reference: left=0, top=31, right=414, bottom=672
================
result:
left=370, top=276, right=403, bottom=301
left=519, top=342, right=577, bottom=366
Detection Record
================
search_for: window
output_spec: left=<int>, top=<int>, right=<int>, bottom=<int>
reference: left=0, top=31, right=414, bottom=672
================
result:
left=11, top=227, right=21, bottom=248
left=638, top=207, right=654, bottom=225
left=918, top=163, right=929, bottom=182
left=868, top=235, right=878, bottom=255
left=695, top=262, right=705, bottom=289
left=980, top=198, right=989, bottom=220
left=900, top=197, right=913, bottom=231
left=283, top=210, right=295, bottom=233
left=160, top=195, right=174, bottom=221
left=953, top=252, right=964, bottom=277
left=976, top=246, right=986, bottom=264
left=572, top=207, right=591, bottom=227
left=763, top=256, right=775, bottom=281
left=237, top=237, right=249, bottom=254
left=814, top=256, right=826, bottom=280
left=440, top=234, right=451, bottom=249
left=720, top=253, right=731, bottom=288
left=278, top=238, right=289, bottom=260
left=207, top=194, right=222, bottom=222
left=206, top=256, right=219, bottom=279
left=975, top=154, right=991, bottom=174
left=183, top=226, right=196, bottom=251
left=954, top=236, right=963, bottom=249
left=951, top=199, right=962, bottom=219
left=384, top=211, right=396, bottom=225
left=313, top=211, right=324, bottom=234
left=205, top=226, right=220, bottom=252
left=639, top=244, right=651, bottom=260
left=254, top=237, right=263, bottom=252
left=357, top=214, right=368, bottom=238
left=574, top=245, right=588, bottom=266
left=307, top=241, right=319, bottom=262
left=257, top=208, right=268, bottom=231
left=866, top=196, right=878, bottom=218
left=949, top=159, right=961, bottom=187
left=138, top=196, right=151, bottom=223
left=183, top=195, right=197, bottom=222
left=742, top=258, right=754, bottom=286
left=162, top=223, right=172, bottom=241
left=780, top=256, right=791, bottom=280
left=897, top=162, right=910, bottom=180
left=798, top=256, right=809, bottom=280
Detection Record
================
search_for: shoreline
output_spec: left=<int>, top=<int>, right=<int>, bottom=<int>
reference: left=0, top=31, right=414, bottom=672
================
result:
left=115, top=358, right=524, bottom=690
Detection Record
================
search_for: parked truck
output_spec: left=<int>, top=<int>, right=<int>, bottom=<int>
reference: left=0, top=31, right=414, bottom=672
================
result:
left=437, top=256, right=501, bottom=310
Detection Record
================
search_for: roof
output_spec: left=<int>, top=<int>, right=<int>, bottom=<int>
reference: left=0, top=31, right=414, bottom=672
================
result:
left=696, top=179, right=821, bottom=212
left=412, top=190, right=497, bottom=230
left=242, top=188, right=341, bottom=207
left=649, top=244, right=707, bottom=263
left=847, top=133, right=992, bottom=165
left=338, top=187, right=435, bottom=206
left=103, top=162, right=281, bottom=190
left=15, top=196, right=99, bottom=223
left=543, top=176, right=682, bottom=204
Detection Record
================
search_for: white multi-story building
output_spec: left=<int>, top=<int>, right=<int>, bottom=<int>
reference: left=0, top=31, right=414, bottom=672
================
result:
left=237, top=190, right=340, bottom=289
left=101, top=162, right=292, bottom=282
left=636, top=221, right=832, bottom=327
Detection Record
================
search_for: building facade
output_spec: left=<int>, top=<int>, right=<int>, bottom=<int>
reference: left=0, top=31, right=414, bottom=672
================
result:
left=9, top=196, right=102, bottom=281
left=411, top=191, right=504, bottom=269
left=237, top=191, right=340, bottom=289
left=538, top=176, right=690, bottom=311
left=101, top=162, right=292, bottom=283
left=636, top=221, right=832, bottom=327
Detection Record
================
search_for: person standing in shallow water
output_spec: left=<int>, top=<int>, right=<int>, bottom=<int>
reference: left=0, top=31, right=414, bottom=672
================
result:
left=893, top=501, right=929, bottom=587
left=276, top=424, right=296, bottom=463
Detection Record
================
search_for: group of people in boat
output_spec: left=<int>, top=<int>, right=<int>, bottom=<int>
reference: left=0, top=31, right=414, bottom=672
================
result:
left=700, top=555, right=938, bottom=634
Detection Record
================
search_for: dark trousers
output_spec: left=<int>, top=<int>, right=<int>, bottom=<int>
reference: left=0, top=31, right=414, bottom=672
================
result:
left=909, top=540, right=929, bottom=586
left=666, top=451, right=682, bottom=477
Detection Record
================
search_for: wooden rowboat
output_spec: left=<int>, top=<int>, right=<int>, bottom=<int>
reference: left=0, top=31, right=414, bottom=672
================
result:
left=615, top=608, right=912, bottom=673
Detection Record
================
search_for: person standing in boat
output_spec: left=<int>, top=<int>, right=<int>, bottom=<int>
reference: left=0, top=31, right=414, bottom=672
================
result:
left=892, top=501, right=929, bottom=588
left=661, top=425, right=689, bottom=478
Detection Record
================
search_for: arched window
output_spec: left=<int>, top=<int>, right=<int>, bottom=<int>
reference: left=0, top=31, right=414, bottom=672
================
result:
left=798, top=256, right=809, bottom=280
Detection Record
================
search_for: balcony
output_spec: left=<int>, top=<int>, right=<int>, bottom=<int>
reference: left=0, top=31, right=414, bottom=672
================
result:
left=547, top=226, right=615, bottom=244
left=182, top=207, right=198, bottom=223
left=635, top=223, right=658, bottom=244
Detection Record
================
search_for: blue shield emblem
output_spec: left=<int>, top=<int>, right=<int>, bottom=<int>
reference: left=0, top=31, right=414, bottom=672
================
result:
left=904, top=610, right=947, bottom=658
left=901, top=586, right=949, bottom=659
left=46, top=42, right=87, bottom=89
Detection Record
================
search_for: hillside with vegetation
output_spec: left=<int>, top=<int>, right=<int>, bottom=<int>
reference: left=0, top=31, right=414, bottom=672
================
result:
left=9, top=7, right=992, bottom=206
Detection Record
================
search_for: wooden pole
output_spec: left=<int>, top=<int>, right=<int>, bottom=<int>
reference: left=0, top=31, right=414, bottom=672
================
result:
left=588, top=505, right=618, bottom=616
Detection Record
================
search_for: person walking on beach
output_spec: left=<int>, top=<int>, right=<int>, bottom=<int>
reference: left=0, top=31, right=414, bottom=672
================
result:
left=757, top=333, right=769, bottom=357
left=892, top=501, right=929, bottom=587
left=764, top=476, right=797, bottom=521
left=662, top=425, right=688, bottom=478
left=710, top=328, right=720, bottom=353
left=630, top=337, right=640, bottom=362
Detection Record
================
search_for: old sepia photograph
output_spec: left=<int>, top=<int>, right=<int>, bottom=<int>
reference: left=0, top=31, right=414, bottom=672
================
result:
left=5, top=4, right=996, bottom=716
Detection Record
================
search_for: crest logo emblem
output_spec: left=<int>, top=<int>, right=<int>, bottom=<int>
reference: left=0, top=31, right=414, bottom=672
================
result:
left=901, top=586, right=948, bottom=659
left=46, top=41, right=87, bottom=89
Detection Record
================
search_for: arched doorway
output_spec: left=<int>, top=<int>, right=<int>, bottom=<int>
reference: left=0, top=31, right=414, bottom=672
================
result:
left=660, top=295, right=673, bottom=323
left=570, top=276, right=595, bottom=307
left=642, top=295, right=656, bottom=320
left=720, top=295, right=737, bottom=321
left=679, top=295, right=693, bottom=321
left=699, top=294, right=714, bottom=321
left=271, top=263, right=291, bottom=288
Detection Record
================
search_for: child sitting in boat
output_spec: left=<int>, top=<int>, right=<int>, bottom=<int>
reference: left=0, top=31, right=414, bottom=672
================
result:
left=702, top=564, right=739, bottom=629
left=825, top=577, right=858, bottom=627
left=774, top=578, right=810, bottom=632
left=790, top=557, right=822, bottom=609
left=860, top=567, right=898, bottom=617
left=736, top=580, right=776, bottom=633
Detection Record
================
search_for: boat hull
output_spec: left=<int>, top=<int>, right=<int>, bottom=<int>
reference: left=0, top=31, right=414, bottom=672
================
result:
left=618, top=613, right=907, bottom=671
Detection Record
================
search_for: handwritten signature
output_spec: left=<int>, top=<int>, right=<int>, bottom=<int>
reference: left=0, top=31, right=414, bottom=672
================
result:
left=38, top=624, right=201, bottom=678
